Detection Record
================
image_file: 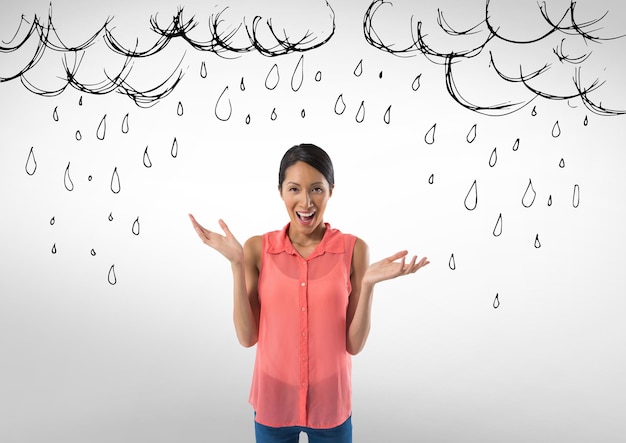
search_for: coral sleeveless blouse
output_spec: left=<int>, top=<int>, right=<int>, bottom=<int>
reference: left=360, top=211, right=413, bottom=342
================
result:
left=249, top=223, right=357, bottom=429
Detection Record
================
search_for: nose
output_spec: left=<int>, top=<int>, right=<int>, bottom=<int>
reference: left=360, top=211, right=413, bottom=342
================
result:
left=301, top=191, right=313, bottom=208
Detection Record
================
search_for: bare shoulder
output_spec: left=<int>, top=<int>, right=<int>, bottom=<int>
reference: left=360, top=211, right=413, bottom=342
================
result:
left=244, top=236, right=263, bottom=268
left=351, top=237, right=370, bottom=273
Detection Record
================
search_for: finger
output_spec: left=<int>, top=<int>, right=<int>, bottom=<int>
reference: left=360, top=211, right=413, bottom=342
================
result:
left=406, top=255, right=418, bottom=273
left=218, top=218, right=233, bottom=238
left=387, top=250, right=409, bottom=262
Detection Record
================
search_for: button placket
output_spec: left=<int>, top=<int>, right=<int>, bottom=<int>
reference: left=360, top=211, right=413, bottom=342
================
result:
left=298, top=258, right=309, bottom=423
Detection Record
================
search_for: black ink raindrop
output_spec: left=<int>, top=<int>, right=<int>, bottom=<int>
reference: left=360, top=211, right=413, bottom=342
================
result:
left=271, top=108, right=278, bottom=121
left=90, top=249, right=96, bottom=256
left=493, top=213, right=503, bottom=237
left=50, top=216, right=55, bottom=225
left=355, top=101, right=365, bottom=123
left=301, top=109, right=306, bottom=118
left=51, top=243, right=57, bottom=254
left=448, top=254, right=456, bottom=270
left=171, top=137, right=178, bottom=158
left=411, top=74, right=421, bottom=91
left=534, top=234, right=541, bottom=248
left=315, top=71, right=322, bottom=82
left=489, top=148, right=497, bottom=167
left=200, top=61, right=207, bottom=78
left=512, top=138, right=520, bottom=151
left=79, top=96, right=83, bottom=106
left=559, top=158, right=565, bottom=168
left=177, top=101, right=184, bottom=116
left=64, top=162, right=74, bottom=191
left=88, top=175, right=92, bottom=181
left=25, top=147, right=37, bottom=175
left=75, top=130, right=82, bottom=141
left=245, top=114, right=251, bottom=125
left=108, top=265, right=117, bottom=285
left=464, top=180, right=478, bottom=210
left=383, top=105, right=391, bottom=124
left=493, top=293, right=500, bottom=309
left=265, top=64, right=280, bottom=90
left=110, top=167, right=120, bottom=194
left=552, top=121, right=561, bottom=137
left=547, top=195, right=552, bottom=206
left=96, top=115, right=106, bottom=140
left=143, top=147, right=152, bottom=168
left=522, top=179, right=536, bottom=208
left=132, top=217, right=140, bottom=235
left=215, top=86, right=232, bottom=121
left=583, top=115, right=588, bottom=126
left=121, top=113, right=129, bottom=133
left=572, top=184, right=580, bottom=208
left=334, top=94, right=346, bottom=115
left=466, top=124, right=477, bottom=143
left=291, top=55, right=304, bottom=92
left=53, top=106, right=59, bottom=122
left=108, top=212, right=114, bottom=221
left=428, top=174, right=434, bottom=184
left=424, top=124, right=436, bottom=145
left=353, top=59, right=363, bottom=77
left=379, top=71, right=383, bottom=79
left=240, top=77, right=245, bottom=91
left=531, top=106, right=537, bottom=116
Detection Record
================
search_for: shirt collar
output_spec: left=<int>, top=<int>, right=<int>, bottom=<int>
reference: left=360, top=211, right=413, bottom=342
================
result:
left=266, top=222, right=344, bottom=258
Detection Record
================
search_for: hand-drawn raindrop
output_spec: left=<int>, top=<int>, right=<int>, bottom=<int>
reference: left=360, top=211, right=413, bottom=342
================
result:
left=177, top=101, right=184, bottom=116
left=531, top=106, right=537, bottom=116
left=411, top=74, right=421, bottom=91
left=88, top=175, right=92, bottom=181
left=493, top=213, right=503, bottom=237
left=301, top=109, right=306, bottom=118
left=79, top=96, right=83, bottom=106
left=353, top=59, right=363, bottom=77
left=552, top=121, right=561, bottom=137
left=51, top=243, right=57, bottom=254
left=90, top=249, right=96, bottom=256
left=96, top=115, right=107, bottom=140
left=53, top=106, right=59, bottom=122
left=464, top=180, right=478, bottom=210
left=143, top=147, right=152, bottom=168
left=424, top=123, right=436, bottom=145
left=466, top=124, right=477, bottom=143
left=64, top=162, right=74, bottom=191
left=572, top=184, right=580, bottom=208
left=200, top=61, right=207, bottom=78
left=355, top=101, right=365, bottom=123
left=75, top=130, right=82, bottom=141
left=448, top=253, right=456, bottom=270
left=493, top=293, right=500, bottom=309
left=215, top=86, right=232, bottom=121
left=489, top=147, right=498, bottom=167
left=583, top=115, right=588, bottom=126
left=121, top=113, right=129, bottom=133
left=379, top=71, right=383, bottom=79
left=334, top=94, right=346, bottom=115
left=108, top=212, right=114, bottom=221
left=245, top=114, right=251, bottom=125
left=383, top=105, right=391, bottom=124
left=291, top=55, right=304, bottom=92
left=547, top=195, right=552, bottom=206
left=522, top=179, right=536, bottom=208
left=265, top=64, right=280, bottom=90
left=428, top=174, right=434, bottom=184
left=559, top=158, right=565, bottom=168
left=110, top=167, right=120, bottom=194
left=25, top=147, right=37, bottom=175
left=108, top=264, right=117, bottom=285
left=50, top=216, right=55, bottom=225
left=534, top=234, right=541, bottom=248
left=271, top=108, right=278, bottom=121
left=240, top=77, right=245, bottom=91
left=171, top=137, right=178, bottom=158
left=315, top=71, right=322, bottom=82
left=512, top=138, right=520, bottom=151
left=132, top=217, right=140, bottom=235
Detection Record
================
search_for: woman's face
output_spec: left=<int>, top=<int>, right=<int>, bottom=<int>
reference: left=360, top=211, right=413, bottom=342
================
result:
left=280, top=161, right=333, bottom=236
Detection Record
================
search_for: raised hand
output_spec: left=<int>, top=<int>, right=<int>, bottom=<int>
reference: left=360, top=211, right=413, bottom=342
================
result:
left=363, top=250, right=429, bottom=286
left=189, top=214, right=243, bottom=264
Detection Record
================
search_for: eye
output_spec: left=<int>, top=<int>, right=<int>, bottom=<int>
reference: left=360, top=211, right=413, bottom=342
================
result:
left=312, top=187, right=324, bottom=193
left=288, top=187, right=299, bottom=192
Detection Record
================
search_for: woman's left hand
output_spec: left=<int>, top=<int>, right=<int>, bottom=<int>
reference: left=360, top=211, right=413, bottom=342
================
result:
left=363, top=250, right=429, bottom=286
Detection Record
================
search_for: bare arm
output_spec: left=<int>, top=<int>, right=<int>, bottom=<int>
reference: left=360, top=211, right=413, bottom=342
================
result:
left=346, top=238, right=430, bottom=355
left=189, top=214, right=260, bottom=347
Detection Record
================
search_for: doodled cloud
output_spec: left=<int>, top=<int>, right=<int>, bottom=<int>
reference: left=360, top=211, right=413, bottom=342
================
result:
left=363, top=0, right=626, bottom=116
left=0, top=0, right=335, bottom=106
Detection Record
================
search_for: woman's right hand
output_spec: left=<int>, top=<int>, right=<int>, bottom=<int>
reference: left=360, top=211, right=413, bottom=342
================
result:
left=189, top=214, right=243, bottom=265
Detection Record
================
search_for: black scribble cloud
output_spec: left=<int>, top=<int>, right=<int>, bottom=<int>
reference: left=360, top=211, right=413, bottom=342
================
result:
left=363, top=0, right=626, bottom=116
left=0, top=1, right=336, bottom=107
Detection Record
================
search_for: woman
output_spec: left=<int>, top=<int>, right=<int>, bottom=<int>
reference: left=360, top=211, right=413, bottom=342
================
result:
left=189, top=144, right=429, bottom=442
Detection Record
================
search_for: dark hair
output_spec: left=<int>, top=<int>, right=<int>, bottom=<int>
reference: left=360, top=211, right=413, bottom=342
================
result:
left=278, top=143, right=335, bottom=189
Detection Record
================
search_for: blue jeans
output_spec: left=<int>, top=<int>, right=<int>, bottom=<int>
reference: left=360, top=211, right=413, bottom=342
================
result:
left=254, top=415, right=352, bottom=443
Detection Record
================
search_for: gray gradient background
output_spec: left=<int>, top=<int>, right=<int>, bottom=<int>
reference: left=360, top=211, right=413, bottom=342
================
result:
left=1, top=1, right=625, bottom=442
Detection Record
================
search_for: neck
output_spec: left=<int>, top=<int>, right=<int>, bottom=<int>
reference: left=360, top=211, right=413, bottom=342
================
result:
left=288, top=222, right=326, bottom=246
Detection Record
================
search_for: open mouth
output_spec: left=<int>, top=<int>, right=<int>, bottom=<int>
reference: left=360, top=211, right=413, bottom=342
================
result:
left=296, top=211, right=316, bottom=224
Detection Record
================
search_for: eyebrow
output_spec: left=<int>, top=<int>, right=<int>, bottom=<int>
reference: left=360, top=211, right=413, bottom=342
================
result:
left=286, top=181, right=325, bottom=186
